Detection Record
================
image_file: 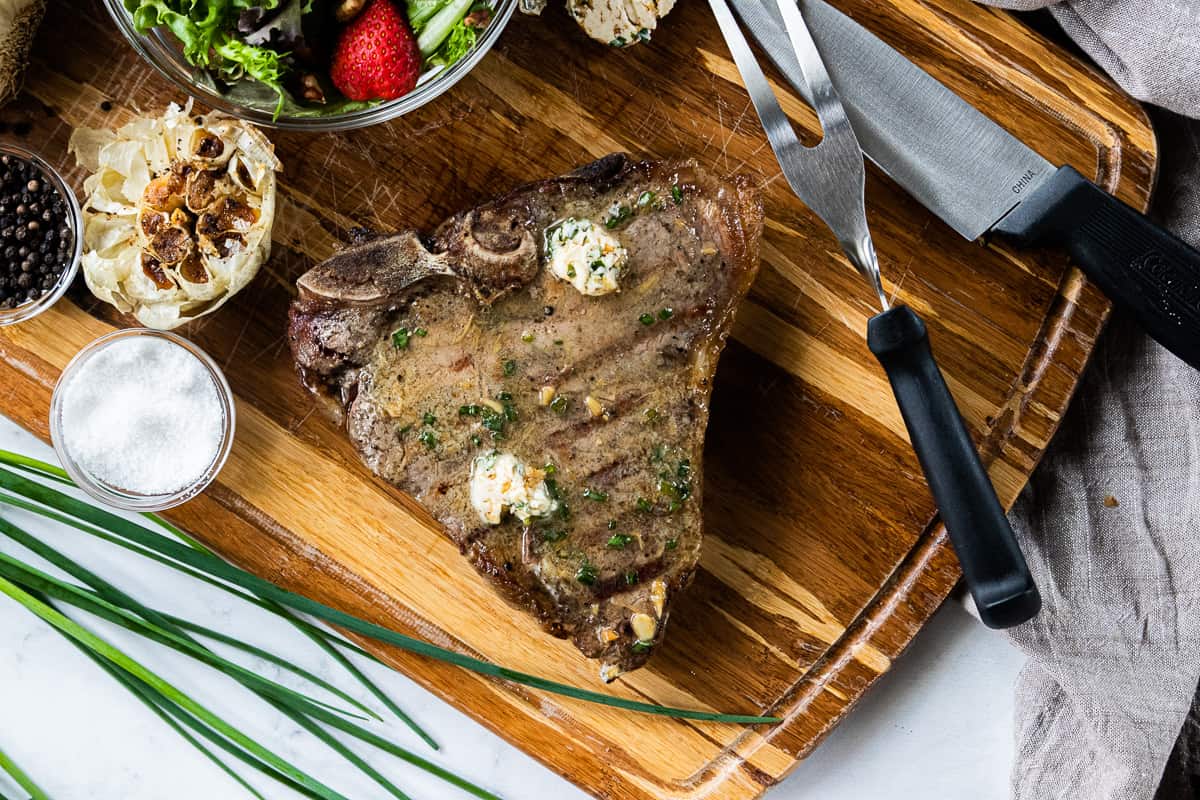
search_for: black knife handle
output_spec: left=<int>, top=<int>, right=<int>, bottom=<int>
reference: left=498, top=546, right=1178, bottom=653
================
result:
left=995, top=165, right=1200, bottom=370
left=868, top=305, right=1040, bottom=629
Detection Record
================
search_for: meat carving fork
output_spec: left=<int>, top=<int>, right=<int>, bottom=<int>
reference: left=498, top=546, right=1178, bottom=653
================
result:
left=708, top=0, right=1041, bottom=627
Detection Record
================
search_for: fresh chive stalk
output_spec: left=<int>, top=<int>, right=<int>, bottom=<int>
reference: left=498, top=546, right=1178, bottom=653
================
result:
left=53, top=611, right=276, bottom=800
left=0, top=515, right=486, bottom=799
left=0, top=451, right=431, bottom=746
left=0, top=738, right=50, bottom=800
left=0, top=453, right=782, bottom=726
left=0, top=577, right=352, bottom=800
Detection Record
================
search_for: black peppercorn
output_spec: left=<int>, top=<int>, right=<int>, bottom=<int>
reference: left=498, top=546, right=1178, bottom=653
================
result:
left=0, top=154, right=73, bottom=311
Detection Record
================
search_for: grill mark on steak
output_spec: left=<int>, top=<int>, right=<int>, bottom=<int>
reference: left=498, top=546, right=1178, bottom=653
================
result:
left=289, top=154, right=762, bottom=680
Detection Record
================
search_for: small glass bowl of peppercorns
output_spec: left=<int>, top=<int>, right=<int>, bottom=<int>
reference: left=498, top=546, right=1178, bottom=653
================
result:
left=0, top=144, right=82, bottom=326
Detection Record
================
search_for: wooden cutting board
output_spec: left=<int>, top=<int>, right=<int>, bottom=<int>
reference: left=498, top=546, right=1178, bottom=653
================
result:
left=0, top=1, right=1155, bottom=798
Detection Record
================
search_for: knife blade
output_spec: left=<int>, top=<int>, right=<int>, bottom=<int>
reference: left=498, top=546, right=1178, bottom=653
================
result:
left=731, top=0, right=1200, bottom=370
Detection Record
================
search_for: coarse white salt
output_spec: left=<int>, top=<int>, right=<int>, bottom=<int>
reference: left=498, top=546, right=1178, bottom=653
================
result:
left=57, top=335, right=226, bottom=497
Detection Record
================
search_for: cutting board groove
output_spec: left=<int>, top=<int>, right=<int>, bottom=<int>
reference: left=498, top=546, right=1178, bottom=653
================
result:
left=0, top=1, right=1155, bottom=798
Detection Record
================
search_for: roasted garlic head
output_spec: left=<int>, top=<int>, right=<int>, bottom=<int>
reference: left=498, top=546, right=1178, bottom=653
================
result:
left=69, top=102, right=281, bottom=330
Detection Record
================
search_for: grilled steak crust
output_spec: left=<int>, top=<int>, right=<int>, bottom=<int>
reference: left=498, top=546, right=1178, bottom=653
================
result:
left=289, top=154, right=762, bottom=679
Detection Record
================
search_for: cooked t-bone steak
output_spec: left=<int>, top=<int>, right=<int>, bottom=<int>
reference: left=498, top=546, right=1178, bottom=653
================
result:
left=289, top=154, right=762, bottom=679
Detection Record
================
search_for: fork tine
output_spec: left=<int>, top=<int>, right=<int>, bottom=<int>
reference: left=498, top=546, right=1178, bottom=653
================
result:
left=711, top=0, right=888, bottom=307
left=774, top=0, right=852, bottom=148
left=706, top=0, right=808, bottom=185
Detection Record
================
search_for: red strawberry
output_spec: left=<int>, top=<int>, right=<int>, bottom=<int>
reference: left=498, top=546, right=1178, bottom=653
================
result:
left=331, top=0, right=422, bottom=101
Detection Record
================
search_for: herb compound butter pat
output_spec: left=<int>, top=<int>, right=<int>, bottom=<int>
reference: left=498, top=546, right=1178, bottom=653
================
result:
left=469, top=451, right=558, bottom=525
left=545, top=217, right=627, bottom=296
left=58, top=335, right=225, bottom=496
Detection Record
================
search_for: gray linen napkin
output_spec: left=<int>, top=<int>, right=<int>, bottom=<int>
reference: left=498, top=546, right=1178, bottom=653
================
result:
left=970, top=2, right=1200, bottom=798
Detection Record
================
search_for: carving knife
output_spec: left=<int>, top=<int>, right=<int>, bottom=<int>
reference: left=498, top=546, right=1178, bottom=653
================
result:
left=730, top=0, right=1200, bottom=370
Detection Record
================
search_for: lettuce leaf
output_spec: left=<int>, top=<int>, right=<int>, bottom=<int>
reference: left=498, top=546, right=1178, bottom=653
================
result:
left=427, top=20, right=477, bottom=67
left=124, top=0, right=227, bottom=66
left=123, top=1, right=285, bottom=66
left=211, top=34, right=289, bottom=116
left=414, top=0, right=474, bottom=55
left=215, top=74, right=381, bottom=118
left=406, top=0, right=447, bottom=30
left=238, top=0, right=306, bottom=49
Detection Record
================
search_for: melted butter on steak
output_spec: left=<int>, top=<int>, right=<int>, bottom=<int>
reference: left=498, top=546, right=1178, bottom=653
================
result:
left=289, top=154, right=762, bottom=680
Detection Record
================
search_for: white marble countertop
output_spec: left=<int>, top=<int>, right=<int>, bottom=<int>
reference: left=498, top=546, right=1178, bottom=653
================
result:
left=0, top=416, right=1025, bottom=799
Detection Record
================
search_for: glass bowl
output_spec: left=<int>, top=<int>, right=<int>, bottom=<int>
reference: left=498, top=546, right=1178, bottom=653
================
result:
left=103, top=0, right=517, bottom=131
left=0, top=144, right=83, bottom=327
left=49, top=328, right=237, bottom=512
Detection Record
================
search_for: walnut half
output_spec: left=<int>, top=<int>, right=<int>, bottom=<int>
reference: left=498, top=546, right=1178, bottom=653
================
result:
left=336, top=0, right=366, bottom=21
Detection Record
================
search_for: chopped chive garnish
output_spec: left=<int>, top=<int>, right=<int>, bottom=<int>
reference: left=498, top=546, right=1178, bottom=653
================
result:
left=391, top=328, right=410, bottom=349
left=605, top=205, right=632, bottom=229
left=636, top=190, right=655, bottom=208
left=665, top=538, right=678, bottom=550
left=607, top=533, right=634, bottom=549
left=502, top=359, right=517, bottom=376
left=636, top=497, right=652, bottom=513
left=414, top=327, right=428, bottom=337
left=639, top=313, right=655, bottom=326
left=625, top=570, right=640, bottom=585
left=543, top=464, right=557, bottom=476
left=607, top=520, right=617, bottom=530
left=521, top=331, right=534, bottom=343
left=418, top=430, right=437, bottom=450
left=632, top=641, right=652, bottom=653
left=480, top=406, right=506, bottom=440
left=576, top=559, right=598, bottom=585
left=549, top=395, right=568, bottom=413
left=422, top=412, right=436, bottom=426
left=582, top=488, right=609, bottom=502
left=658, top=308, right=673, bottom=321
left=671, top=184, right=683, bottom=205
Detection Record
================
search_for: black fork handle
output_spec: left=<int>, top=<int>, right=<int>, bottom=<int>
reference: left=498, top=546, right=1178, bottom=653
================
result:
left=868, top=305, right=1040, bottom=629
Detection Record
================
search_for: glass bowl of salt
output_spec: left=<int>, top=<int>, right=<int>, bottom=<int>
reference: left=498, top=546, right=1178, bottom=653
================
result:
left=50, top=328, right=236, bottom=511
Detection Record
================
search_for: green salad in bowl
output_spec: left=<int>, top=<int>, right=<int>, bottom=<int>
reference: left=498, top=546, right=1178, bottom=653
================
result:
left=110, top=0, right=512, bottom=130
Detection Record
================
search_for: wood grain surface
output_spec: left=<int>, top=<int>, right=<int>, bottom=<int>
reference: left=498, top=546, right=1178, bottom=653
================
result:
left=0, top=1, right=1156, bottom=798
